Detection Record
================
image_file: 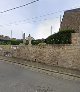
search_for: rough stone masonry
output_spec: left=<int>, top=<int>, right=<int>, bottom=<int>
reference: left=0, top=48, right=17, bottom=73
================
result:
left=0, top=40, right=80, bottom=70
left=60, top=8, right=80, bottom=32
left=0, top=8, right=80, bottom=70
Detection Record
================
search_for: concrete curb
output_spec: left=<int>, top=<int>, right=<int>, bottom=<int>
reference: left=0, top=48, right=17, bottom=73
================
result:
left=0, top=57, right=80, bottom=79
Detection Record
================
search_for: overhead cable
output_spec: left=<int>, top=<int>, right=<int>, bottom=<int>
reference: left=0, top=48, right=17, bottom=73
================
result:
left=0, top=0, right=39, bottom=13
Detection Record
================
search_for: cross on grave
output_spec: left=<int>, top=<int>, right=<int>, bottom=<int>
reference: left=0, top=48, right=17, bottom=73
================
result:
left=27, top=34, right=33, bottom=45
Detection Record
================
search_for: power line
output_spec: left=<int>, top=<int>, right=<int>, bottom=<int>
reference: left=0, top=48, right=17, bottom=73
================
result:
left=0, top=3, right=79, bottom=25
left=28, top=7, right=80, bottom=20
left=6, top=7, right=79, bottom=25
left=0, top=17, right=59, bottom=28
left=6, top=13, right=60, bottom=25
left=0, top=0, right=39, bottom=13
left=12, top=7, right=80, bottom=24
left=8, top=11, right=61, bottom=25
left=0, top=7, right=80, bottom=26
left=0, top=15, right=60, bottom=27
left=5, top=16, right=60, bottom=26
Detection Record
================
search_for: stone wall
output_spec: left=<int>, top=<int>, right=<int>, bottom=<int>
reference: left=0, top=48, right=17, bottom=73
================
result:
left=60, top=8, right=80, bottom=32
left=0, top=33, right=80, bottom=70
left=71, top=33, right=80, bottom=45
left=0, top=44, right=80, bottom=70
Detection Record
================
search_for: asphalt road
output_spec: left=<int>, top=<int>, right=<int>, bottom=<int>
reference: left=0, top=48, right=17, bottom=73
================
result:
left=0, top=60, right=80, bottom=92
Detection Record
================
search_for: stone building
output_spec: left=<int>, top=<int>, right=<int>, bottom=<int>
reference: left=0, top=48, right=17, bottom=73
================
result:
left=60, top=8, right=80, bottom=32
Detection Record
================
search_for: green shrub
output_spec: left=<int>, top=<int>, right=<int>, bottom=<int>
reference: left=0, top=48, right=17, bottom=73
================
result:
left=10, top=40, right=23, bottom=45
left=32, top=39, right=45, bottom=45
left=45, top=30, right=75, bottom=44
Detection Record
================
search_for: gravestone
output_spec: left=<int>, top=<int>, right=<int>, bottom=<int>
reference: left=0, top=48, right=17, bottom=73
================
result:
left=23, top=33, right=26, bottom=44
left=26, top=34, right=33, bottom=45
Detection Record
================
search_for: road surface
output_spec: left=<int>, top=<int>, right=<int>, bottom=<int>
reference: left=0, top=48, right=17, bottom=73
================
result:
left=0, top=60, right=80, bottom=92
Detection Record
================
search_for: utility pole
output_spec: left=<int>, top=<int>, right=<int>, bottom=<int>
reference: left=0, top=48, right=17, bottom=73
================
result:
left=22, top=31, right=23, bottom=39
left=51, top=25, right=52, bottom=35
left=11, top=30, right=12, bottom=39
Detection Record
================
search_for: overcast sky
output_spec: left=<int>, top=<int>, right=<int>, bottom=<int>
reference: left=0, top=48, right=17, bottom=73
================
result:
left=0, top=0, right=80, bottom=39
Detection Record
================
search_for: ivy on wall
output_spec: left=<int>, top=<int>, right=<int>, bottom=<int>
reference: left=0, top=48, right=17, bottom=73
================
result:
left=45, top=30, right=75, bottom=44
